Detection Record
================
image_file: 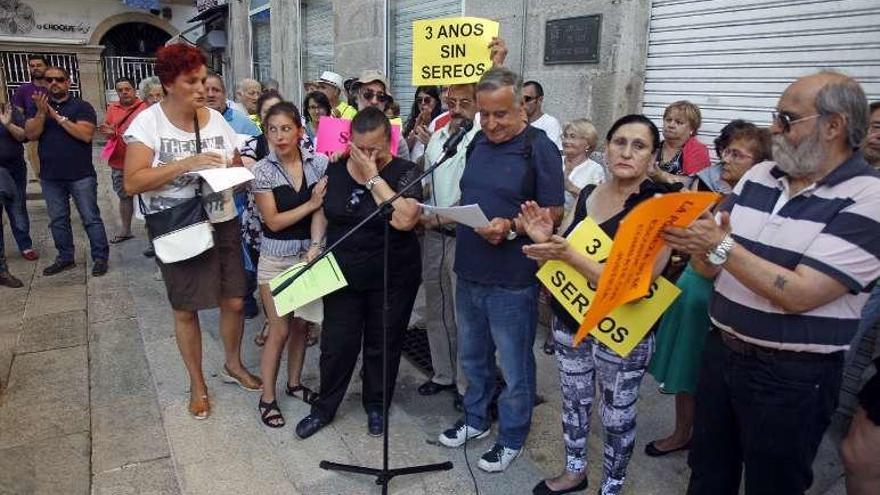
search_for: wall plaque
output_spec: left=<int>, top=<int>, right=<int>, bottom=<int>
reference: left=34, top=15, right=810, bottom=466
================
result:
left=544, top=15, right=601, bottom=65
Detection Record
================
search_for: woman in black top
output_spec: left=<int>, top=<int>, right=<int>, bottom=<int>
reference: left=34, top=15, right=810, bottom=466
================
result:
left=295, top=107, right=422, bottom=439
left=520, top=115, right=675, bottom=495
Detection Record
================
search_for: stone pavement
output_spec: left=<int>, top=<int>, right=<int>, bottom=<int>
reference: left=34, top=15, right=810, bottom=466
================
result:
left=0, top=152, right=850, bottom=494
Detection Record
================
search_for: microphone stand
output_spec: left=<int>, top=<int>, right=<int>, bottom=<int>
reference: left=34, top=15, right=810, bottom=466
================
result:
left=271, top=126, right=471, bottom=493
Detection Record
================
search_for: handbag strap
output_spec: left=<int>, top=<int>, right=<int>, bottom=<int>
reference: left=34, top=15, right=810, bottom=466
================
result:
left=194, top=112, right=203, bottom=195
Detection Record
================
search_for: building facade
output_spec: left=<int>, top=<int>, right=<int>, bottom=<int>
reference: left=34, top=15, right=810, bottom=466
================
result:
left=0, top=0, right=198, bottom=119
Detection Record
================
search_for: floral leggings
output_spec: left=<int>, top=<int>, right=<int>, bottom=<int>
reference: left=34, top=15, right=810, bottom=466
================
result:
left=552, top=317, right=654, bottom=495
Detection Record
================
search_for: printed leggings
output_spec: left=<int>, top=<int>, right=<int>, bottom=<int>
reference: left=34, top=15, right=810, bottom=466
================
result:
left=552, top=317, right=654, bottom=495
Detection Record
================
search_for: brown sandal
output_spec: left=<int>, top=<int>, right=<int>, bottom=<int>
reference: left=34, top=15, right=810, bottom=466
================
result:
left=220, top=365, right=263, bottom=391
left=254, top=321, right=268, bottom=347
left=189, top=393, right=210, bottom=420
left=286, top=384, right=319, bottom=404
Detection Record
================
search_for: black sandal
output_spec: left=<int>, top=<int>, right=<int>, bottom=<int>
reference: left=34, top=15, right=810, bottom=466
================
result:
left=258, top=398, right=285, bottom=428
left=286, top=384, right=319, bottom=404
left=542, top=336, right=555, bottom=355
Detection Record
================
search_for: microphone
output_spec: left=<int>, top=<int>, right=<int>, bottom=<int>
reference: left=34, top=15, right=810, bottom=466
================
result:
left=441, top=118, right=474, bottom=155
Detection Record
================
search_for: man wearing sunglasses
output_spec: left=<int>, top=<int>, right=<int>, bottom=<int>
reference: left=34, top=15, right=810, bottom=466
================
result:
left=522, top=80, right=562, bottom=151
left=25, top=66, right=110, bottom=277
left=662, top=72, right=880, bottom=494
left=12, top=54, right=49, bottom=182
left=353, top=70, right=410, bottom=160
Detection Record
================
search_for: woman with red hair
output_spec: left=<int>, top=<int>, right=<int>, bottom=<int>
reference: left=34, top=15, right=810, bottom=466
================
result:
left=123, top=43, right=262, bottom=420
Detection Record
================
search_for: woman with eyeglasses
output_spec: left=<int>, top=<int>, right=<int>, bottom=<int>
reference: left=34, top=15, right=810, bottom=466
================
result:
left=403, top=86, right=442, bottom=152
left=353, top=70, right=411, bottom=160
left=520, top=114, right=676, bottom=495
left=251, top=101, right=328, bottom=428
left=302, top=90, right=332, bottom=148
left=294, top=106, right=422, bottom=439
left=646, top=121, right=771, bottom=458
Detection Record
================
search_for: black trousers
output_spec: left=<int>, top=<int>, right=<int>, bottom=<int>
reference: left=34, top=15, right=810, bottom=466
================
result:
left=311, top=275, right=420, bottom=422
left=687, top=330, right=844, bottom=495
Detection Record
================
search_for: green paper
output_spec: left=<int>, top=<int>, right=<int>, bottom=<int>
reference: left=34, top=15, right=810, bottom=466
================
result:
left=269, top=253, right=348, bottom=317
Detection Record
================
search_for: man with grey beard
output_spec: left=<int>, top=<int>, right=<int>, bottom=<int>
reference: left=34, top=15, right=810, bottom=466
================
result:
left=662, top=71, right=880, bottom=494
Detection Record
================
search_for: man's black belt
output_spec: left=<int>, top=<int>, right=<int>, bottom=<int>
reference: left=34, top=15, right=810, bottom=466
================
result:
left=431, top=227, right=456, bottom=238
left=717, top=327, right=844, bottom=363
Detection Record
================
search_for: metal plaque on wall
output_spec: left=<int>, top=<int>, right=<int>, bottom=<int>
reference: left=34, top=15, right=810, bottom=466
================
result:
left=544, top=15, right=601, bottom=65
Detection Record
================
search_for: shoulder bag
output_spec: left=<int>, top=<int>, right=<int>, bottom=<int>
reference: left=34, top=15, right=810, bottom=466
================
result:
left=139, top=113, right=215, bottom=263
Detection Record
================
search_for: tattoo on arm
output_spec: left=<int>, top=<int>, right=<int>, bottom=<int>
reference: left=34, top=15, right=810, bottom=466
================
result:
left=774, top=275, right=788, bottom=291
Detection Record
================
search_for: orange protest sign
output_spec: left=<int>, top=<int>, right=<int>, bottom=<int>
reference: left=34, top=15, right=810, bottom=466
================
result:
left=573, top=191, right=720, bottom=346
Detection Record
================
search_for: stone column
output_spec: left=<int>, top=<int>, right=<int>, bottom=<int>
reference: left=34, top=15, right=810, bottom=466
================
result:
left=226, top=0, right=252, bottom=86
left=76, top=46, right=105, bottom=120
left=333, top=0, right=385, bottom=78
left=271, top=0, right=302, bottom=103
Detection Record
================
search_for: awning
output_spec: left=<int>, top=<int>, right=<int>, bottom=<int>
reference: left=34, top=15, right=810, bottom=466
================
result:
left=122, top=0, right=161, bottom=10
left=188, top=3, right=229, bottom=23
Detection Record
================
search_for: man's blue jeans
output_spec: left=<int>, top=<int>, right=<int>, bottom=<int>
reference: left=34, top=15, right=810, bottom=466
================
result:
left=41, top=176, right=109, bottom=263
left=456, top=278, right=538, bottom=450
left=1, top=160, right=33, bottom=252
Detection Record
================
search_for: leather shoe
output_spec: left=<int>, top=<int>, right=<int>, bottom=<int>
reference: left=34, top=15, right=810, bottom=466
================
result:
left=367, top=410, right=384, bottom=437
left=418, top=380, right=455, bottom=396
left=644, top=439, right=691, bottom=457
left=532, top=477, right=588, bottom=494
left=43, top=260, right=75, bottom=276
left=92, top=259, right=108, bottom=277
left=0, top=270, right=23, bottom=288
left=295, top=414, right=327, bottom=439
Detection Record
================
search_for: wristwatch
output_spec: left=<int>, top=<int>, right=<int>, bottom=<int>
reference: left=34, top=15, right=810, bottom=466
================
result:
left=706, top=234, right=735, bottom=266
left=57, top=115, right=68, bottom=124
left=506, top=218, right=518, bottom=241
left=364, top=174, right=383, bottom=191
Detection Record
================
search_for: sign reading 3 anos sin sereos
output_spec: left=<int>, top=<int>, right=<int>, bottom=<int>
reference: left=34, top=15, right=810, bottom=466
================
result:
left=411, top=17, right=499, bottom=85
left=536, top=217, right=681, bottom=357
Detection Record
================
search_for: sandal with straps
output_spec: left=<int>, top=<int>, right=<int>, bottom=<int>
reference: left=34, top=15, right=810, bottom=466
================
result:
left=286, top=384, right=319, bottom=405
left=258, top=398, right=285, bottom=428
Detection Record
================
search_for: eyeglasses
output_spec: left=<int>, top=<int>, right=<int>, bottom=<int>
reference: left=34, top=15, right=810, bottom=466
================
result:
left=523, top=95, right=538, bottom=103
left=346, top=188, right=366, bottom=213
left=418, top=96, right=433, bottom=105
left=44, top=76, right=67, bottom=83
left=772, top=111, right=820, bottom=133
left=721, top=148, right=754, bottom=162
left=361, top=90, right=389, bottom=103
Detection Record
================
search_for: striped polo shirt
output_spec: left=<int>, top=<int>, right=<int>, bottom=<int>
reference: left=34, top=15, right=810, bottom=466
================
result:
left=710, top=153, right=880, bottom=353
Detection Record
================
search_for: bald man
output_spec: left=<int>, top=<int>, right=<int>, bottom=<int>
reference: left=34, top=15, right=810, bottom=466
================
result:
left=662, top=71, right=880, bottom=494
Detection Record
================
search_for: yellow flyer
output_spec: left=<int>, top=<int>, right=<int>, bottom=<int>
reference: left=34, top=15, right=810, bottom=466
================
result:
left=536, top=218, right=681, bottom=357
left=269, top=253, right=348, bottom=318
left=412, top=17, right=499, bottom=85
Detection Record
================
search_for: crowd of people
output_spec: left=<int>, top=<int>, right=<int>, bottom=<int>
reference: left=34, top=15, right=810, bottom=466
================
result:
left=2, top=37, right=880, bottom=495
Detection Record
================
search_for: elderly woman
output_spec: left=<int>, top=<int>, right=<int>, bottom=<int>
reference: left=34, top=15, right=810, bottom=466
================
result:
left=138, top=76, right=164, bottom=106
left=295, top=107, right=422, bottom=439
left=124, top=44, right=262, bottom=420
left=521, top=115, right=676, bottom=495
left=252, top=102, right=328, bottom=427
left=653, top=100, right=711, bottom=183
left=646, top=122, right=771, bottom=457
left=561, top=118, right=605, bottom=224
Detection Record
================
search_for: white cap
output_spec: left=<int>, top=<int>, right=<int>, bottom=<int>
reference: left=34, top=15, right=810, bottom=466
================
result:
left=318, top=71, right=344, bottom=91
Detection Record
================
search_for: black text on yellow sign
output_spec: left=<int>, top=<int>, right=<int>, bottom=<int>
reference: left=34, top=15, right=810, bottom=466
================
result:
left=536, top=218, right=681, bottom=357
left=412, top=17, right=500, bottom=86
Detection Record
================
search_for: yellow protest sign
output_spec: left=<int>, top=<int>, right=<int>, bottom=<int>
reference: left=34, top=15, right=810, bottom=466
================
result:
left=575, top=192, right=720, bottom=346
left=412, top=17, right=499, bottom=86
left=536, top=217, right=681, bottom=357
left=269, top=253, right=348, bottom=318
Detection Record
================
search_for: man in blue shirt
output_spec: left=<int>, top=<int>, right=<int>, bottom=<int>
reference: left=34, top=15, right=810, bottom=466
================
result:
left=25, top=66, right=110, bottom=277
left=204, top=72, right=261, bottom=139
left=437, top=66, right=564, bottom=473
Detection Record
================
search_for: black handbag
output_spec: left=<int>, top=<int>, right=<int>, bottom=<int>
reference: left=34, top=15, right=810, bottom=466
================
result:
left=139, top=114, right=214, bottom=263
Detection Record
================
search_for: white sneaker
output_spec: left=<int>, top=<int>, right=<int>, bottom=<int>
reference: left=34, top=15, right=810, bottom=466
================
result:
left=438, top=420, right=490, bottom=447
left=477, top=443, right=521, bottom=473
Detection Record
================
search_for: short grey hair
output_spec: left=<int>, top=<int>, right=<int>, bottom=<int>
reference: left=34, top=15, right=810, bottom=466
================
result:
left=138, top=76, right=161, bottom=98
left=476, top=67, right=523, bottom=106
left=815, top=70, right=868, bottom=148
left=236, top=78, right=261, bottom=93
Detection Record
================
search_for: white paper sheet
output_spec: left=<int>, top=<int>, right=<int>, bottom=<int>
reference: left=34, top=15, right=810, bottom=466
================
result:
left=187, top=167, right=254, bottom=192
left=421, top=204, right=490, bottom=229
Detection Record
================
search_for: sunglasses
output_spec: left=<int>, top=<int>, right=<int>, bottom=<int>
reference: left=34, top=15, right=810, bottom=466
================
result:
left=418, top=96, right=434, bottom=105
left=361, top=90, right=389, bottom=103
left=772, top=111, right=819, bottom=134
left=346, top=188, right=366, bottom=213
left=44, top=76, right=67, bottom=83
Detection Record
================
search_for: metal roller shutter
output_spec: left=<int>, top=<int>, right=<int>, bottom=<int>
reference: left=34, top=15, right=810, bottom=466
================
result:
left=302, top=0, right=335, bottom=83
left=643, top=0, right=880, bottom=153
left=644, top=0, right=880, bottom=417
left=390, top=0, right=462, bottom=122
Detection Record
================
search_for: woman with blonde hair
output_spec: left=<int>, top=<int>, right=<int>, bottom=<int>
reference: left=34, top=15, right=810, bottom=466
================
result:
left=561, top=119, right=604, bottom=220
left=653, top=100, right=710, bottom=183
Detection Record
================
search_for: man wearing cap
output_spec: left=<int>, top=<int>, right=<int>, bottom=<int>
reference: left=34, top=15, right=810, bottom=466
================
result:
left=352, top=69, right=410, bottom=160
left=316, top=71, right=357, bottom=120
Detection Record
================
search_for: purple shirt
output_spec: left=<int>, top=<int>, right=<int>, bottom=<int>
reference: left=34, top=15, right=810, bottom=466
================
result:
left=12, top=82, right=47, bottom=113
